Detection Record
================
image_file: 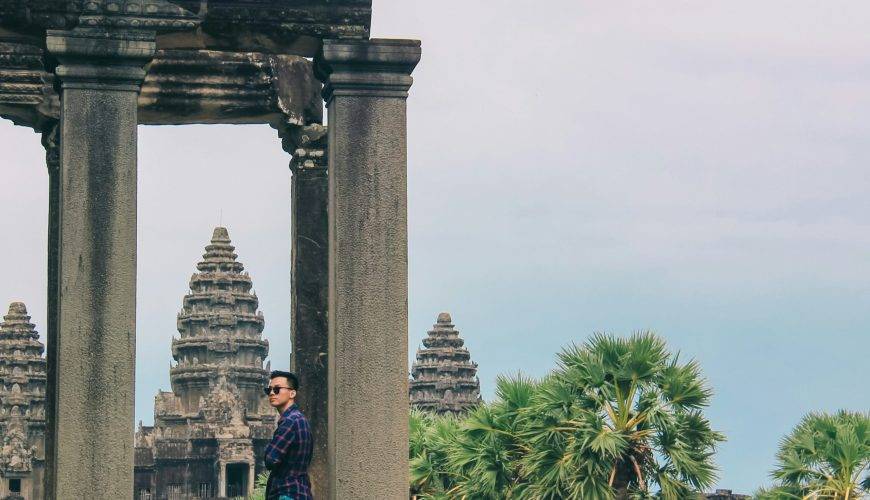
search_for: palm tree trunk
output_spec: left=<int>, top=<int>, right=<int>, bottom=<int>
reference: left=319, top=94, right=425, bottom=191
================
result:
left=614, top=486, right=630, bottom=500
left=612, top=460, right=633, bottom=500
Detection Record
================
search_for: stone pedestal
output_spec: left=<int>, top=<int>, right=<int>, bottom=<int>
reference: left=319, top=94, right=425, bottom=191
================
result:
left=316, top=38, right=421, bottom=500
left=46, top=28, right=154, bottom=499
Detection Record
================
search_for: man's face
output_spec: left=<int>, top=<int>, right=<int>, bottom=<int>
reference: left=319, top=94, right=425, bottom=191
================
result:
left=267, top=376, right=297, bottom=409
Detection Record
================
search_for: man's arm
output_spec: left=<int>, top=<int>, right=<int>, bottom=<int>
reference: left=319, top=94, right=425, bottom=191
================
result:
left=264, top=417, right=297, bottom=470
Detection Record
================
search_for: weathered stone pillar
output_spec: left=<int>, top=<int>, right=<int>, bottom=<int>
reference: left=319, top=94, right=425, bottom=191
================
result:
left=218, top=462, right=226, bottom=497
left=40, top=124, right=59, bottom=500
left=287, top=124, right=329, bottom=497
left=316, top=38, right=421, bottom=500
left=46, top=28, right=154, bottom=499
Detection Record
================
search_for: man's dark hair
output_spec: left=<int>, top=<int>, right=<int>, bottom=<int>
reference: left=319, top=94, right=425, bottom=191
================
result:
left=270, top=370, right=299, bottom=390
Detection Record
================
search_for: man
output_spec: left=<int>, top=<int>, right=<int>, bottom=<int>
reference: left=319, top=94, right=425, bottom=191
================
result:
left=264, top=370, right=314, bottom=500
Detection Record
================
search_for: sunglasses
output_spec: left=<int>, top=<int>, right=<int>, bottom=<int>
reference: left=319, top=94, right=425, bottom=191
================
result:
left=263, top=386, right=293, bottom=396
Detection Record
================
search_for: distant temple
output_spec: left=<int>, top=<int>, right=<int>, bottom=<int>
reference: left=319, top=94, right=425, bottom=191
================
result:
left=134, top=228, right=274, bottom=500
left=409, top=313, right=481, bottom=415
left=705, top=489, right=750, bottom=500
left=0, top=303, right=46, bottom=500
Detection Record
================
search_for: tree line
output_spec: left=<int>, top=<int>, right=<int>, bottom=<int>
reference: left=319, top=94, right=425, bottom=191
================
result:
left=409, top=332, right=869, bottom=500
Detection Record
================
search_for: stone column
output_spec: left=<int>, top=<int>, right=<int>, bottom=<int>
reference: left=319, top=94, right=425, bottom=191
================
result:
left=218, top=462, right=226, bottom=497
left=40, top=123, right=59, bottom=500
left=286, top=123, right=330, bottom=497
left=46, top=28, right=154, bottom=499
left=316, top=38, right=421, bottom=500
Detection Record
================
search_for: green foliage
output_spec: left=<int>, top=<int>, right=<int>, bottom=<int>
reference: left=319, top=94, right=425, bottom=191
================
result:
left=409, top=331, right=724, bottom=499
left=410, top=409, right=462, bottom=498
left=755, top=410, right=870, bottom=500
left=248, top=471, right=269, bottom=500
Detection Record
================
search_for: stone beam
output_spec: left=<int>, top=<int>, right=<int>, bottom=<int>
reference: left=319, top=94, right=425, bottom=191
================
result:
left=0, top=47, right=322, bottom=128
left=316, top=38, right=421, bottom=499
left=0, top=0, right=371, bottom=56
left=140, top=50, right=321, bottom=126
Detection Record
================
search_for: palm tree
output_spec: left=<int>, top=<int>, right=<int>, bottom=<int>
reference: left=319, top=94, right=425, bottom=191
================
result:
left=446, top=374, right=535, bottom=499
left=247, top=472, right=269, bottom=500
left=410, top=409, right=461, bottom=499
left=408, top=332, right=724, bottom=499
left=756, top=410, right=870, bottom=500
left=517, top=332, right=724, bottom=499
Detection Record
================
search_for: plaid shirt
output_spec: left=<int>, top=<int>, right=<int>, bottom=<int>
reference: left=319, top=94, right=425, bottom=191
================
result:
left=265, top=404, right=314, bottom=499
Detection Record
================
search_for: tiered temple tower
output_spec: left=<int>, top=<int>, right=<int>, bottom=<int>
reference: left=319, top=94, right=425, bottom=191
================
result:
left=0, top=303, right=46, bottom=500
left=705, top=490, right=750, bottom=500
left=134, top=228, right=274, bottom=500
left=410, top=313, right=481, bottom=415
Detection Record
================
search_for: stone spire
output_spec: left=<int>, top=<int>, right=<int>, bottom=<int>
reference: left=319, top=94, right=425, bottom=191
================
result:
left=410, top=312, right=481, bottom=415
left=0, top=302, right=46, bottom=479
left=135, top=228, right=277, bottom=499
left=169, top=227, right=269, bottom=417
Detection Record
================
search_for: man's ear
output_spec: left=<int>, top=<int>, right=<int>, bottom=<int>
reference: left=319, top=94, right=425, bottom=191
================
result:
left=289, top=389, right=297, bottom=399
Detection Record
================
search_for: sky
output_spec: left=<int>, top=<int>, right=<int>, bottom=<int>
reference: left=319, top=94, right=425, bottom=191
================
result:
left=1, top=0, right=870, bottom=494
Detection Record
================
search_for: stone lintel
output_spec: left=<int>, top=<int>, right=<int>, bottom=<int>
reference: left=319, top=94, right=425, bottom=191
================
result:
left=47, top=28, right=157, bottom=61
left=0, top=47, right=321, bottom=128
left=164, top=0, right=371, bottom=54
left=0, top=1, right=371, bottom=56
left=139, top=50, right=322, bottom=126
left=316, top=38, right=421, bottom=104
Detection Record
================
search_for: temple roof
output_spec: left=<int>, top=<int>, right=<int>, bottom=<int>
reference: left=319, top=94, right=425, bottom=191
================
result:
left=1, top=302, right=34, bottom=331
left=197, top=226, right=242, bottom=271
left=410, top=312, right=481, bottom=415
left=0, top=302, right=43, bottom=353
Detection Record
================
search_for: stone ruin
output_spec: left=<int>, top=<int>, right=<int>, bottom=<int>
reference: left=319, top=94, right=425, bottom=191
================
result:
left=134, top=228, right=274, bottom=499
left=0, top=303, right=46, bottom=500
left=410, top=313, right=482, bottom=415
left=0, top=1, right=421, bottom=498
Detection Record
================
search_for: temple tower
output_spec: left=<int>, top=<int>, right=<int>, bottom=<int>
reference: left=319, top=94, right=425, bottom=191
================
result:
left=170, top=226, right=269, bottom=414
left=134, top=228, right=274, bottom=499
left=410, top=313, right=481, bottom=415
left=0, top=302, right=46, bottom=500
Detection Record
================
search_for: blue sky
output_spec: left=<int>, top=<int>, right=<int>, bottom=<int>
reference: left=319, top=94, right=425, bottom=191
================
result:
left=2, top=1, right=870, bottom=494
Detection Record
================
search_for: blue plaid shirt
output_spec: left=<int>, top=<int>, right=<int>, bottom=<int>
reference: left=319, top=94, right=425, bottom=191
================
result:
left=265, top=404, right=314, bottom=499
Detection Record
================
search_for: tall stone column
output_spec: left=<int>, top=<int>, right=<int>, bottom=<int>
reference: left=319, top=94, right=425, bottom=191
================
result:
left=46, top=28, right=154, bottom=499
left=40, top=124, right=59, bottom=500
left=287, top=124, right=330, bottom=497
left=218, top=462, right=226, bottom=497
left=316, top=38, right=421, bottom=500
